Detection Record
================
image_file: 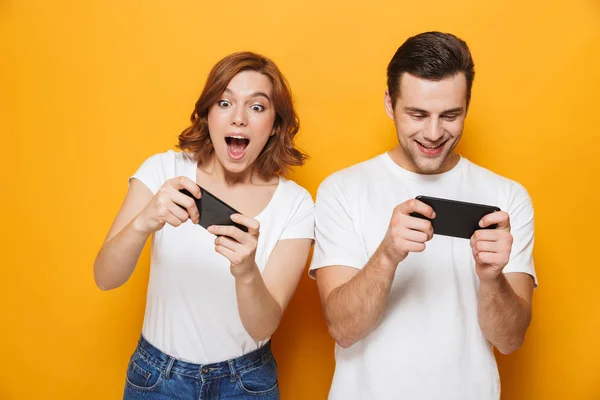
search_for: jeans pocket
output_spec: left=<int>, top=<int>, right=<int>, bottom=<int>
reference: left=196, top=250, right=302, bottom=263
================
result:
left=125, top=350, right=163, bottom=392
left=236, top=354, right=279, bottom=396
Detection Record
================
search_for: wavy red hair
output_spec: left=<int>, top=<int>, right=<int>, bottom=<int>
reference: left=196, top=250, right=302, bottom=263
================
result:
left=178, top=52, right=307, bottom=177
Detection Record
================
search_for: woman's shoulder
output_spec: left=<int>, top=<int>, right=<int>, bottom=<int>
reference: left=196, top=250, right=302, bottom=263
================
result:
left=141, top=149, right=193, bottom=165
left=132, top=150, right=195, bottom=192
left=276, top=176, right=314, bottom=205
left=137, top=149, right=195, bottom=174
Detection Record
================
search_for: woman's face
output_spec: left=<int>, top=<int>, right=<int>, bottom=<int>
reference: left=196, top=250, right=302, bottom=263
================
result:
left=207, top=70, right=276, bottom=175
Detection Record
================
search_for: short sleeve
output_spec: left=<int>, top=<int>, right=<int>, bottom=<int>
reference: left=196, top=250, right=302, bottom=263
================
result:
left=129, top=152, right=173, bottom=194
left=503, top=184, right=538, bottom=287
left=279, top=189, right=315, bottom=241
left=309, top=175, right=368, bottom=278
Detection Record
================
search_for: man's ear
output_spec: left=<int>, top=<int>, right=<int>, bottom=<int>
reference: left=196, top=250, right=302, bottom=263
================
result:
left=384, top=91, right=395, bottom=120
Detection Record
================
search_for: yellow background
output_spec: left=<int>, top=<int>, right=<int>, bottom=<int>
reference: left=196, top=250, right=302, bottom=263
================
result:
left=2, top=1, right=599, bottom=399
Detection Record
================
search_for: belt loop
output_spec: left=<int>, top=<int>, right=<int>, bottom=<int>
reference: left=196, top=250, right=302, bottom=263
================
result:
left=165, top=357, right=175, bottom=379
left=228, top=359, right=237, bottom=383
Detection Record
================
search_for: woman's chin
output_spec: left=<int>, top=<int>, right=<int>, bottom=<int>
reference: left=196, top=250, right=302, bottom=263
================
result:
left=215, top=153, right=252, bottom=175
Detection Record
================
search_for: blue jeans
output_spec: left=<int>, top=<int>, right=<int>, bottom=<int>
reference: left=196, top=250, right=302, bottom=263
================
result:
left=123, top=336, right=279, bottom=399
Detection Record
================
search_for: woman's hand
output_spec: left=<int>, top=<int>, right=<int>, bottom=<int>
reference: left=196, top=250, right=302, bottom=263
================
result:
left=207, top=214, right=260, bottom=278
left=133, top=176, right=201, bottom=235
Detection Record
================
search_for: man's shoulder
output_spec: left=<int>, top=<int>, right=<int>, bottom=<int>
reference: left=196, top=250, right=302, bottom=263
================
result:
left=463, top=158, right=531, bottom=201
left=318, top=154, right=386, bottom=194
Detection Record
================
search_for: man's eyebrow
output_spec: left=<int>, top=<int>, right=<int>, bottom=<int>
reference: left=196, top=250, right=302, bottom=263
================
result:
left=403, top=107, right=429, bottom=113
left=440, top=107, right=464, bottom=114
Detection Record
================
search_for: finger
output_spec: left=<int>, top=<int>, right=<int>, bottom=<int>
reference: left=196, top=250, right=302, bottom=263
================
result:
left=399, top=199, right=436, bottom=219
left=231, top=214, right=260, bottom=236
left=207, top=225, right=246, bottom=243
left=473, top=251, right=506, bottom=266
left=479, top=211, right=510, bottom=231
left=164, top=212, right=185, bottom=228
left=214, top=244, right=237, bottom=263
left=471, top=240, right=497, bottom=253
left=170, top=189, right=200, bottom=223
left=404, top=241, right=427, bottom=253
left=470, top=229, right=499, bottom=245
left=170, top=176, right=202, bottom=199
left=398, top=227, right=431, bottom=243
left=404, top=217, right=434, bottom=239
left=167, top=202, right=190, bottom=222
left=471, top=230, right=512, bottom=248
left=214, top=235, right=243, bottom=253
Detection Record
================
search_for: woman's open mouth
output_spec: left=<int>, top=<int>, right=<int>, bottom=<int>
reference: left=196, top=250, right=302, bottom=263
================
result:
left=225, top=134, right=250, bottom=160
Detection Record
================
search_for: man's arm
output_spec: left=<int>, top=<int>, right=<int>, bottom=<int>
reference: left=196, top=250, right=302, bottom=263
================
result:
left=472, top=210, right=535, bottom=354
left=478, top=272, right=533, bottom=354
left=316, top=200, right=435, bottom=348
left=316, top=247, right=397, bottom=348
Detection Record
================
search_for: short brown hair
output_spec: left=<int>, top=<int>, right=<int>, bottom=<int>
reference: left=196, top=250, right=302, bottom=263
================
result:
left=178, top=52, right=307, bottom=177
left=387, top=32, right=475, bottom=109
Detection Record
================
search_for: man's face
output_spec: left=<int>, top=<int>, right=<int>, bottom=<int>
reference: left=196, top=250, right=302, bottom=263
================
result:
left=385, top=72, right=468, bottom=174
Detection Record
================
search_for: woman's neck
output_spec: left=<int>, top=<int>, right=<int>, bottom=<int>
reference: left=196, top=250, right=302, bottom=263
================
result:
left=198, top=156, right=263, bottom=187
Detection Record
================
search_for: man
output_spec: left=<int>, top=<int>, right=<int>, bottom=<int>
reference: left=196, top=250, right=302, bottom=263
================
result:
left=310, top=31, right=536, bottom=399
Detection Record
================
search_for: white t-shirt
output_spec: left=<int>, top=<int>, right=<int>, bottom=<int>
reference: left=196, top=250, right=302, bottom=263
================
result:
left=131, top=150, right=315, bottom=364
left=309, top=153, right=536, bottom=400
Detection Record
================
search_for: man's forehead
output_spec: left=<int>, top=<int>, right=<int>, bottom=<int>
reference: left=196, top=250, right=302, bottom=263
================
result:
left=397, top=73, right=467, bottom=108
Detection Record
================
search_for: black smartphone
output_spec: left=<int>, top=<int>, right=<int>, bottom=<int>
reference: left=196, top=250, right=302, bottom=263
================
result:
left=409, top=195, right=501, bottom=239
left=179, top=186, right=248, bottom=233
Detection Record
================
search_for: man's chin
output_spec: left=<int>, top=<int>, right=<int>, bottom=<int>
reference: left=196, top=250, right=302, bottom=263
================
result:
left=412, top=156, right=448, bottom=175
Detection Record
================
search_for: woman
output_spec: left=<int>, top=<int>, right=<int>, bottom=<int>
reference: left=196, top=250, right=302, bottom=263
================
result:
left=94, top=52, right=314, bottom=399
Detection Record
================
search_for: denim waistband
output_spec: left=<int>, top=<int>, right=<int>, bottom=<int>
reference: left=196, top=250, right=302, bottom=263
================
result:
left=135, top=335, right=273, bottom=380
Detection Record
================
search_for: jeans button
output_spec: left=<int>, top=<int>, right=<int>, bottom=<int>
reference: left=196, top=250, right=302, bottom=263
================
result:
left=201, top=366, right=209, bottom=374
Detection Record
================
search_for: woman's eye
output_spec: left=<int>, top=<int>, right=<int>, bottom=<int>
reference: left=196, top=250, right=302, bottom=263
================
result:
left=251, top=104, right=265, bottom=112
left=218, top=100, right=231, bottom=108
